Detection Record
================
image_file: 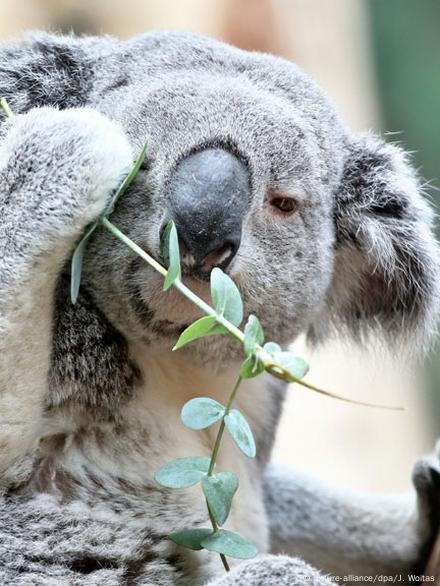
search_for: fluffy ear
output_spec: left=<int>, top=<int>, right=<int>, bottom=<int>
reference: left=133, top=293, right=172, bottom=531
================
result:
left=309, top=134, right=440, bottom=351
left=0, top=32, right=92, bottom=114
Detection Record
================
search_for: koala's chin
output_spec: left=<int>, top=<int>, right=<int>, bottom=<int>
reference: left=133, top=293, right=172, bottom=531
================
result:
left=173, top=335, right=243, bottom=373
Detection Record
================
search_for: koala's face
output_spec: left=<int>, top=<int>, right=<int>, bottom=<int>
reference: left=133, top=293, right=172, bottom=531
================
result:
left=81, top=32, right=346, bottom=359
left=79, top=31, right=437, bottom=362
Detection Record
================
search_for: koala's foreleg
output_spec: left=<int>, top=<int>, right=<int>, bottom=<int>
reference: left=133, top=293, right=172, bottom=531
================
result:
left=264, top=460, right=440, bottom=580
left=0, top=108, right=132, bottom=486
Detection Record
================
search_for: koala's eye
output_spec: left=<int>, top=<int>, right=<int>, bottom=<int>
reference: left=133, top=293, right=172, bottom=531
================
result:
left=266, top=191, right=299, bottom=217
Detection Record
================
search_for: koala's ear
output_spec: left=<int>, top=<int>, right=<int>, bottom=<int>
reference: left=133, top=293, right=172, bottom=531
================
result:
left=0, top=32, right=92, bottom=113
left=309, top=134, right=440, bottom=351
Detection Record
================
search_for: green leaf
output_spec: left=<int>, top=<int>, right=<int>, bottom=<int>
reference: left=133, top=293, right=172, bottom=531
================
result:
left=169, top=528, right=213, bottom=551
left=243, top=315, right=264, bottom=356
left=263, top=342, right=282, bottom=355
left=201, top=529, right=258, bottom=559
left=160, top=221, right=172, bottom=267
left=154, top=456, right=210, bottom=488
left=210, top=267, right=243, bottom=327
left=103, top=142, right=148, bottom=217
left=272, top=351, right=309, bottom=380
left=162, top=221, right=182, bottom=291
left=70, top=219, right=99, bottom=304
left=181, top=397, right=225, bottom=430
left=173, top=316, right=227, bottom=350
left=70, top=144, right=148, bottom=305
left=240, top=354, right=264, bottom=379
left=202, top=472, right=238, bottom=526
left=224, top=409, right=256, bottom=458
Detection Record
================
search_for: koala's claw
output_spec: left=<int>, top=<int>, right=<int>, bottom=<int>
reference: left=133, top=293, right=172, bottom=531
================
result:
left=412, top=440, right=440, bottom=545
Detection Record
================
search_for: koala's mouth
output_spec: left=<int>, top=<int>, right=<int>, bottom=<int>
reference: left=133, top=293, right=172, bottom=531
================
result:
left=145, top=274, right=212, bottom=329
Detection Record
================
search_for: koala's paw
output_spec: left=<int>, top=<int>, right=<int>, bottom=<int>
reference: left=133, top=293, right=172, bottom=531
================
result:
left=3, top=106, right=134, bottom=225
left=412, top=440, right=440, bottom=548
left=206, top=555, right=333, bottom=586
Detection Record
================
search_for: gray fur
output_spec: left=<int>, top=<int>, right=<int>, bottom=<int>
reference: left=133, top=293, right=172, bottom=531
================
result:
left=0, top=30, right=439, bottom=585
left=206, top=555, right=335, bottom=585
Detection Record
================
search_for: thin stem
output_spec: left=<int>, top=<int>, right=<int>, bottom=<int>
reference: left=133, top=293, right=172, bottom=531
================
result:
left=208, top=375, right=242, bottom=476
left=208, top=420, right=226, bottom=477
left=219, top=553, right=230, bottom=572
left=101, top=216, right=167, bottom=277
left=0, top=97, right=13, bottom=118
left=204, top=374, right=242, bottom=572
left=225, top=375, right=243, bottom=413
left=206, top=500, right=229, bottom=570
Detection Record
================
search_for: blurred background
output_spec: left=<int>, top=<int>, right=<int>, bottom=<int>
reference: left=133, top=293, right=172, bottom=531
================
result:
left=1, top=0, right=439, bottom=492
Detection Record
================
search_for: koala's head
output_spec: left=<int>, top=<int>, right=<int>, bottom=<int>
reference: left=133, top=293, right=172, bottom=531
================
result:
left=22, top=31, right=436, bottom=396
left=81, top=31, right=347, bottom=356
left=76, top=31, right=439, bottom=355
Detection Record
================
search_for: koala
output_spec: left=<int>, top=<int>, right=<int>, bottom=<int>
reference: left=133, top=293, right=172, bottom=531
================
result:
left=0, top=30, right=439, bottom=586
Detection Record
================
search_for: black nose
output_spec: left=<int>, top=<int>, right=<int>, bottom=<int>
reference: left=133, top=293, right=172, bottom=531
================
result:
left=165, top=148, right=250, bottom=274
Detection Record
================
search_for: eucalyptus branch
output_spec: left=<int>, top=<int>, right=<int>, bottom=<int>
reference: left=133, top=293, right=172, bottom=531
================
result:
left=100, top=218, right=403, bottom=411
left=98, top=215, right=403, bottom=571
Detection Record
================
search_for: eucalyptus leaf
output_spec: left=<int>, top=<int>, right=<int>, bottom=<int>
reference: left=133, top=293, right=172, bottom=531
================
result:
left=224, top=409, right=256, bottom=458
left=71, top=144, right=147, bottom=305
left=263, top=342, right=282, bottom=355
left=154, top=456, right=210, bottom=488
left=202, top=472, right=238, bottom=526
left=210, top=267, right=243, bottom=327
left=70, top=219, right=99, bottom=304
left=201, top=529, right=258, bottom=559
left=173, top=316, right=227, bottom=350
left=272, top=351, right=309, bottom=380
left=169, top=528, right=213, bottom=551
left=103, top=142, right=148, bottom=217
left=240, top=354, right=264, bottom=380
left=181, top=397, right=225, bottom=430
left=162, top=221, right=181, bottom=291
left=243, top=315, right=264, bottom=356
left=160, top=221, right=172, bottom=267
